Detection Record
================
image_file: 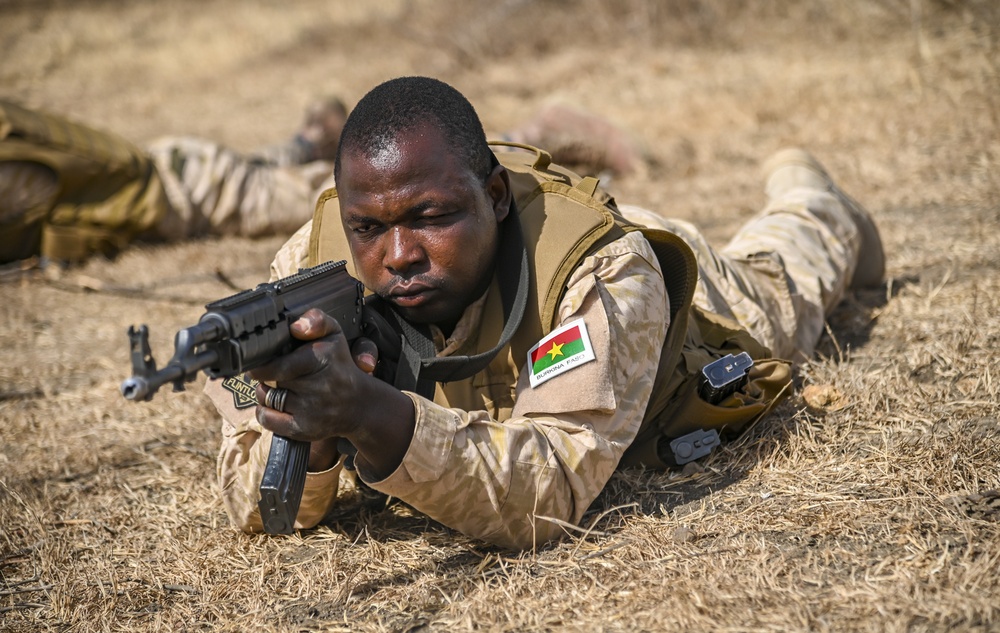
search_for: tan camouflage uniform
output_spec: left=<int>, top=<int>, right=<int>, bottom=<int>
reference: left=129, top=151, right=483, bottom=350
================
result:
left=145, top=137, right=333, bottom=241
left=619, top=180, right=860, bottom=363
left=208, top=170, right=862, bottom=548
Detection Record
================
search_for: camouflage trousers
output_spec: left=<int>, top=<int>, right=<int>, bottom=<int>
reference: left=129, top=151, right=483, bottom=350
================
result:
left=146, top=137, right=333, bottom=241
left=620, top=182, right=860, bottom=362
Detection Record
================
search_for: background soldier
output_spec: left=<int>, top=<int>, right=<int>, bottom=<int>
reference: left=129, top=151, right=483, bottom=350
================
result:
left=0, top=96, right=346, bottom=264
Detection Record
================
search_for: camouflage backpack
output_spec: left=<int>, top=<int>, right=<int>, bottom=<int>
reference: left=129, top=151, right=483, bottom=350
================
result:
left=0, top=100, right=166, bottom=262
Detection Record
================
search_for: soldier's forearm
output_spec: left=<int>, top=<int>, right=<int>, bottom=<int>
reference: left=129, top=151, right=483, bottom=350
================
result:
left=308, top=437, right=341, bottom=472
left=348, top=382, right=417, bottom=481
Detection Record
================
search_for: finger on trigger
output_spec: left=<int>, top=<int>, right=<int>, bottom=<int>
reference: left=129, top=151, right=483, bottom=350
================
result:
left=251, top=339, right=334, bottom=383
left=290, top=307, right=341, bottom=340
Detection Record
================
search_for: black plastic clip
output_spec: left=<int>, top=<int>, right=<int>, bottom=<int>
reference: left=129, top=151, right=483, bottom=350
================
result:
left=669, top=428, right=721, bottom=465
left=698, top=352, right=753, bottom=404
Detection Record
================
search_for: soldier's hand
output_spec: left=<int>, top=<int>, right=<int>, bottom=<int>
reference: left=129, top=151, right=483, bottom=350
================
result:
left=289, top=307, right=379, bottom=373
left=250, top=308, right=370, bottom=440
left=250, top=308, right=382, bottom=471
left=250, top=308, right=414, bottom=478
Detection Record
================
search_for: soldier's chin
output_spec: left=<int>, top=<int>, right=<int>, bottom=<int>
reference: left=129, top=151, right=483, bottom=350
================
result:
left=392, top=299, right=461, bottom=331
left=394, top=303, right=438, bottom=324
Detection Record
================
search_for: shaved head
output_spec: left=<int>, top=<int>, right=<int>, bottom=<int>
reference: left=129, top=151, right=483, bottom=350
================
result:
left=334, top=76, right=493, bottom=185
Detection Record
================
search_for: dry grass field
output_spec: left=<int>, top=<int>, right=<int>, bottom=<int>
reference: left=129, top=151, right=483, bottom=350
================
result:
left=1, top=1, right=998, bottom=631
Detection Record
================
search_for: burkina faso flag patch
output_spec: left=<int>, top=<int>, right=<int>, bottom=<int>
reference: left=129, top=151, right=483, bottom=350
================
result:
left=527, top=318, right=596, bottom=388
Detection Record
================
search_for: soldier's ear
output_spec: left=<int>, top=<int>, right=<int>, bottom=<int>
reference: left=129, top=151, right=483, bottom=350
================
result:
left=485, top=164, right=512, bottom=224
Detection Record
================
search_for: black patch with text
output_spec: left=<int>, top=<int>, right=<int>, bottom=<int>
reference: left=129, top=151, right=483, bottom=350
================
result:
left=221, top=373, right=260, bottom=409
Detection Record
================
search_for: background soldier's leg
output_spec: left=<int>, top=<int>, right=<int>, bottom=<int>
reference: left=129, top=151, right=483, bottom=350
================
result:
left=147, top=137, right=333, bottom=241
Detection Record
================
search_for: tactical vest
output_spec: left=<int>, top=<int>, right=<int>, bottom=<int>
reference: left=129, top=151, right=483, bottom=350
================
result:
left=309, top=143, right=791, bottom=469
left=0, top=100, right=167, bottom=262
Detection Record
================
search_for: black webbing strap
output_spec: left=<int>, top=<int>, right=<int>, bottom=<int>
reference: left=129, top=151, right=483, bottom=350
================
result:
left=389, top=313, right=438, bottom=399
left=388, top=207, right=530, bottom=399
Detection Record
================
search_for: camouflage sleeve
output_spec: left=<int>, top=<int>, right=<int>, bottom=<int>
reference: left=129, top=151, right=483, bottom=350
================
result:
left=364, top=231, right=669, bottom=549
left=268, top=219, right=314, bottom=280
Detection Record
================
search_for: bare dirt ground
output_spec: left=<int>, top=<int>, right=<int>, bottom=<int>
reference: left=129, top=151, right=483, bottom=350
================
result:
left=1, top=1, right=998, bottom=631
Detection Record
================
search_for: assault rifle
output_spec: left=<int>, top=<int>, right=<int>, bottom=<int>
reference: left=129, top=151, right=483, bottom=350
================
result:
left=121, top=260, right=399, bottom=535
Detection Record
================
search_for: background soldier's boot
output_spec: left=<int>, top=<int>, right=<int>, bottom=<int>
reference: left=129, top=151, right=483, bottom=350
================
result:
left=296, top=95, right=348, bottom=162
left=763, top=148, right=886, bottom=288
left=251, top=95, right=349, bottom=167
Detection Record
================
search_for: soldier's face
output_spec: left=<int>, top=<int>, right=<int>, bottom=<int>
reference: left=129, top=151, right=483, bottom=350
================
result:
left=338, top=123, right=510, bottom=332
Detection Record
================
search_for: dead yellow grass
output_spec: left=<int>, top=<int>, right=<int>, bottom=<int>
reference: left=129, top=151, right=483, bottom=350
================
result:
left=2, top=1, right=998, bottom=631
